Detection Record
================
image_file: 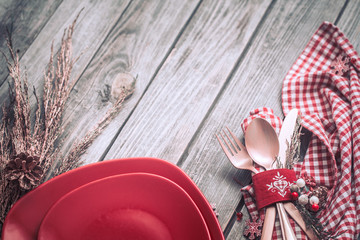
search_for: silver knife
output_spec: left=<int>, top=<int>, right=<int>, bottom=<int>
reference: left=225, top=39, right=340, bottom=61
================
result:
left=261, top=109, right=299, bottom=240
left=275, top=109, right=299, bottom=240
left=278, top=108, right=299, bottom=168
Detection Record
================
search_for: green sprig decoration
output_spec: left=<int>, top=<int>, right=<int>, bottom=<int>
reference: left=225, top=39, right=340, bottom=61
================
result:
left=294, top=202, right=345, bottom=239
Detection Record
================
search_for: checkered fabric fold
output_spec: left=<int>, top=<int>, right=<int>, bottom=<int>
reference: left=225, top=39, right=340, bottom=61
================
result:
left=241, top=22, right=360, bottom=239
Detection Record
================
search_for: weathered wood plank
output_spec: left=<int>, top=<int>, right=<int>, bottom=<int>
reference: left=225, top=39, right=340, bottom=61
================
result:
left=336, top=0, right=360, bottom=50
left=178, top=0, right=346, bottom=233
left=225, top=204, right=250, bottom=240
left=0, top=0, right=130, bottom=109
left=0, top=0, right=63, bottom=86
left=57, top=0, right=201, bottom=164
left=1, top=0, right=357, bottom=238
left=104, top=0, right=272, bottom=164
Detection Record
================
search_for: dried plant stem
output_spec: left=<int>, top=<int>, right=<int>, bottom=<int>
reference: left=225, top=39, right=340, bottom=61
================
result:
left=285, top=115, right=302, bottom=169
left=0, top=12, right=81, bottom=230
left=55, top=82, right=135, bottom=175
left=0, top=8, right=134, bottom=232
left=294, top=202, right=344, bottom=239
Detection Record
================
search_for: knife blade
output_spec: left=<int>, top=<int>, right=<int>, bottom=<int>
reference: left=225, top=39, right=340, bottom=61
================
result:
left=278, top=108, right=299, bottom=168
left=275, top=109, right=299, bottom=240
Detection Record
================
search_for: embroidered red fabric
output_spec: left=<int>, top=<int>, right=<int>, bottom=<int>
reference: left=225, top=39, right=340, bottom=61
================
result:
left=252, top=169, right=296, bottom=210
left=241, top=22, right=360, bottom=239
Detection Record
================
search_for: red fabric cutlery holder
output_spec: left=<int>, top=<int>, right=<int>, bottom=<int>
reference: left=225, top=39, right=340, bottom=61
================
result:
left=252, top=169, right=296, bottom=210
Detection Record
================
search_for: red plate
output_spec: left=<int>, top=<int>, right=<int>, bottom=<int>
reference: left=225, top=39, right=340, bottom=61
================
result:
left=38, top=173, right=211, bottom=240
left=2, top=158, right=224, bottom=240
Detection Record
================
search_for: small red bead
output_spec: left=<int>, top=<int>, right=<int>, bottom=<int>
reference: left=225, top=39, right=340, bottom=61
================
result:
left=311, top=203, right=319, bottom=212
left=291, top=191, right=299, bottom=200
left=236, top=212, right=243, bottom=221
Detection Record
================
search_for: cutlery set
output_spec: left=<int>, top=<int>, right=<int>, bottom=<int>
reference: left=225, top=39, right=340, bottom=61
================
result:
left=217, top=109, right=317, bottom=240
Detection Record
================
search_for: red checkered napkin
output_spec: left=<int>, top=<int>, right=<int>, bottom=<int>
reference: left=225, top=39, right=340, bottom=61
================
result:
left=241, top=22, right=360, bottom=239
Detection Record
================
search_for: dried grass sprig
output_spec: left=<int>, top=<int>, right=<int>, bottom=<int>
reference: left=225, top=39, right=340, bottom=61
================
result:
left=55, top=80, right=135, bottom=175
left=0, top=12, right=81, bottom=229
left=39, top=17, right=80, bottom=173
left=0, top=10, right=134, bottom=231
left=275, top=115, right=302, bottom=169
left=285, top=115, right=302, bottom=169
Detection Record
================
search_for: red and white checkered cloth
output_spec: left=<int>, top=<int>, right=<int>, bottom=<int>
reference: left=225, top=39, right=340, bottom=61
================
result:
left=241, top=22, right=360, bottom=239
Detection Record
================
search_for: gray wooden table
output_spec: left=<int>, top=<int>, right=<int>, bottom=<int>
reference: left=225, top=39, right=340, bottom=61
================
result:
left=1, top=0, right=359, bottom=239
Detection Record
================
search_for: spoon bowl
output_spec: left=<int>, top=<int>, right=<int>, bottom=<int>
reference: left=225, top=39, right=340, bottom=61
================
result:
left=245, top=118, right=279, bottom=170
left=245, top=118, right=297, bottom=240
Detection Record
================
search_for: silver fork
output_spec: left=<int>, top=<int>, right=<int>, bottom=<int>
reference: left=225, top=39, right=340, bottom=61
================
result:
left=216, top=127, right=258, bottom=174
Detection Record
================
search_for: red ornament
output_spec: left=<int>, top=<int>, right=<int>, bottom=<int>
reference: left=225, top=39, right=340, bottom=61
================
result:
left=236, top=212, right=243, bottom=221
left=311, top=203, right=319, bottom=212
left=291, top=191, right=299, bottom=200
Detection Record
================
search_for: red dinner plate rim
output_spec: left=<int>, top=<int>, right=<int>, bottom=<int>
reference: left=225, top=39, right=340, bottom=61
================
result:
left=2, top=157, right=224, bottom=240
left=38, top=172, right=211, bottom=240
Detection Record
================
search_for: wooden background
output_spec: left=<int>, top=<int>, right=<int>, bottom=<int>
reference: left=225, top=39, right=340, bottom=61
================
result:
left=1, top=0, right=359, bottom=239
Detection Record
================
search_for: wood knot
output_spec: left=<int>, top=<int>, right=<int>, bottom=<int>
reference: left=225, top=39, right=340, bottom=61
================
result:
left=111, top=73, right=136, bottom=101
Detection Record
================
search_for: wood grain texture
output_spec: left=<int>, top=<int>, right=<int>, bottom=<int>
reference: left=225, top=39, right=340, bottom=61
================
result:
left=57, top=0, right=200, bottom=164
left=0, top=0, right=130, bottom=110
left=336, top=0, right=360, bottom=50
left=0, top=0, right=63, bottom=86
left=225, top=205, right=251, bottom=240
left=104, top=0, right=272, bottom=163
left=179, top=0, right=346, bottom=232
left=1, top=0, right=359, bottom=238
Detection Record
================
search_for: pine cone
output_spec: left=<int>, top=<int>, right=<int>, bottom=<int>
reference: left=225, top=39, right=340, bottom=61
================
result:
left=311, top=186, right=328, bottom=207
left=4, top=152, right=44, bottom=190
left=306, top=186, right=329, bottom=212
left=301, top=171, right=316, bottom=190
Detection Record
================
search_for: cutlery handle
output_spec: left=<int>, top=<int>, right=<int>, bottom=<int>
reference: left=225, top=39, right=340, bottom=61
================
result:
left=277, top=202, right=297, bottom=240
left=283, top=202, right=319, bottom=240
left=276, top=203, right=286, bottom=239
left=260, top=205, right=276, bottom=240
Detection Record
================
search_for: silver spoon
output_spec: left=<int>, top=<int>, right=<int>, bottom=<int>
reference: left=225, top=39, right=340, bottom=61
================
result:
left=244, top=118, right=279, bottom=171
left=245, top=118, right=296, bottom=240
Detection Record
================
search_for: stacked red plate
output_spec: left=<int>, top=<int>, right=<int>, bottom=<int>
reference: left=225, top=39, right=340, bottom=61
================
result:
left=2, top=158, right=224, bottom=240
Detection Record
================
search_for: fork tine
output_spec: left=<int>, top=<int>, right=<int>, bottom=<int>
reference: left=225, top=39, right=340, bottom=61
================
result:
left=223, top=128, right=241, bottom=153
left=226, top=127, right=247, bottom=152
left=222, top=131, right=239, bottom=155
left=216, top=133, right=232, bottom=157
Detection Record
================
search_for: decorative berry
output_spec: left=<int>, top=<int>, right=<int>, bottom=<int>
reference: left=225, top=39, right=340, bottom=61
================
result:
left=296, top=178, right=306, bottom=188
left=291, top=191, right=299, bottom=200
left=298, top=195, right=308, bottom=205
left=309, top=196, right=319, bottom=205
left=236, top=212, right=243, bottom=221
left=290, top=184, right=299, bottom=193
left=311, top=203, right=319, bottom=212
left=311, top=186, right=328, bottom=207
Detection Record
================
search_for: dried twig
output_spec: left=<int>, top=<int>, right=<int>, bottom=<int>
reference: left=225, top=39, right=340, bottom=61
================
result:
left=0, top=9, right=134, bottom=231
left=0, top=12, right=81, bottom=229
left=55, top=78, right=135, bottom=175
left=285, top=115, right=302, bottom=169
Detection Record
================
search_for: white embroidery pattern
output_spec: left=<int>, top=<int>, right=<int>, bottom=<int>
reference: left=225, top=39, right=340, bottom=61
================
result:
left=266, top=172, right=291, bottom=197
